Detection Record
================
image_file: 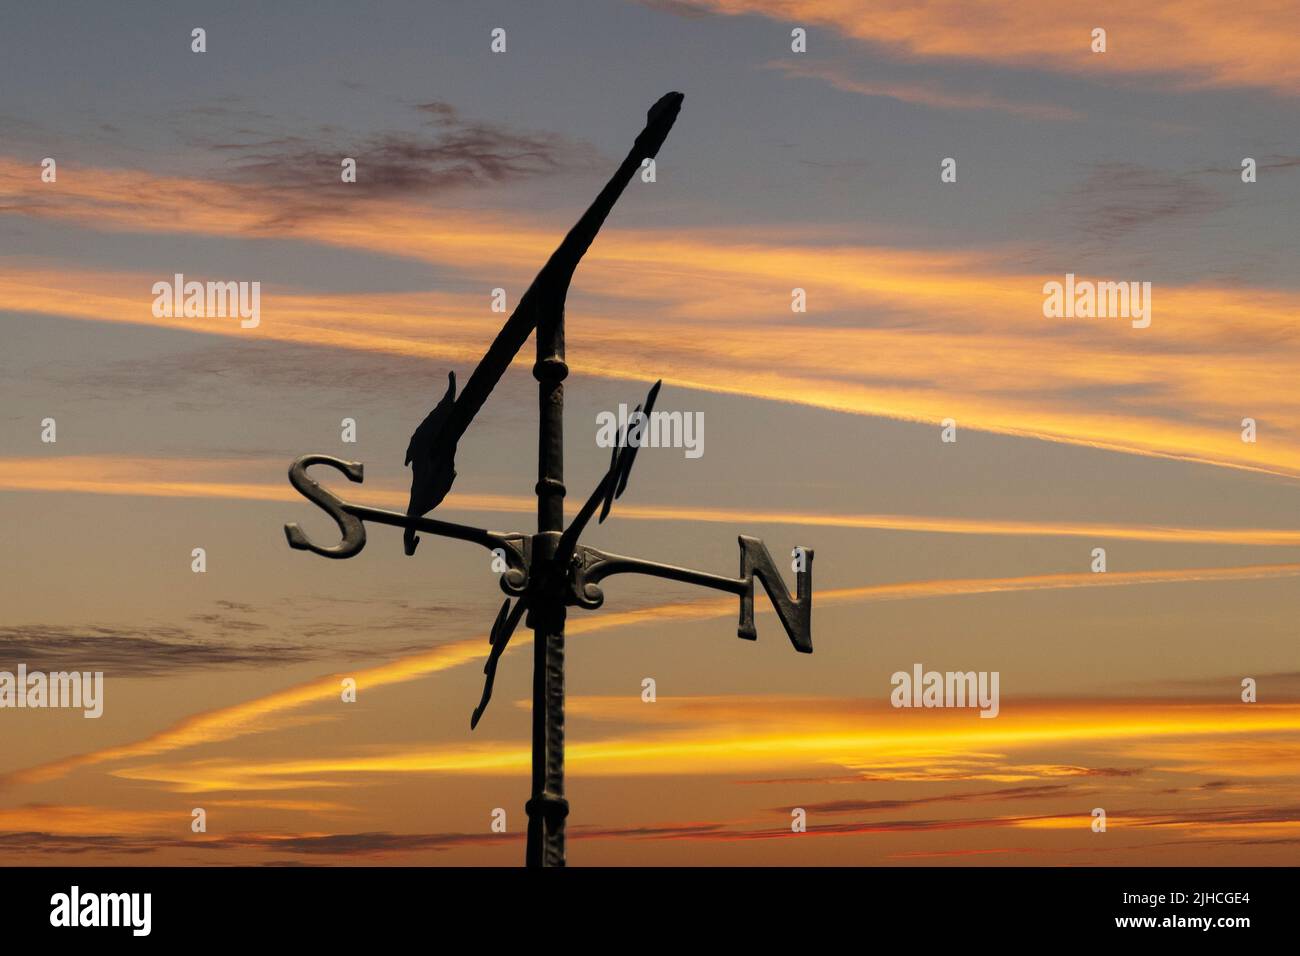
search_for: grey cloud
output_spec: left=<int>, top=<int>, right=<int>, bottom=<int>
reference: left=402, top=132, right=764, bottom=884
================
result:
left=1051, top=155, right=1300, bottom=261
left=210, top=100, right=596, bottom=203
left=1062, top=162, right=1223, bottom=241
left=0, top=624, right=317, bottom=676
left=776, top=783, right=1076, bottom=815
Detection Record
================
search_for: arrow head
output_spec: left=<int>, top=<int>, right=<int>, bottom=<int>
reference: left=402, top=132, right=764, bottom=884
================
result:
left=639, top=92, right=685, bottom=160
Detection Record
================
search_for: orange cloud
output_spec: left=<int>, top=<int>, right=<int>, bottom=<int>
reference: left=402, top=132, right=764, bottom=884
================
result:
left=5, top=152, right=1300, bottom=477
left=3, top=633, right=494, bottom=787
left=5, top=261, right=1300, bottom=478
left=8, top=562, right=1298, bottom=790
left=669, top=1, right=1300, bottom=95
left=0, top=803, right=168, bottom=835
left=7, top=455, right=1300, bottom=546
left=106, top=697, right=1300, bottom=791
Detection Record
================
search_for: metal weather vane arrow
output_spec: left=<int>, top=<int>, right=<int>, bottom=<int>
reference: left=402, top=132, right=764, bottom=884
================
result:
left=283, top=92, right=814, bottom=868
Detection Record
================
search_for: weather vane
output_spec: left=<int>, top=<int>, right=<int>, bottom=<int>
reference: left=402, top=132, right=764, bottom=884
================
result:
left=283, top=92, right=814, bottom=867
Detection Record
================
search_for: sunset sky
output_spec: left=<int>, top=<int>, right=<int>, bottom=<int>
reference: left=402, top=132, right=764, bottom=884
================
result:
left=2, top=0, right=1298, bottom=865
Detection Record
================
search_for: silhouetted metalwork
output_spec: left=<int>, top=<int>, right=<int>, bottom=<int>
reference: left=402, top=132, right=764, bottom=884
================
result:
left=284, top=92, right=814, bottom=867
left=404, top=370, right=458, bottom=556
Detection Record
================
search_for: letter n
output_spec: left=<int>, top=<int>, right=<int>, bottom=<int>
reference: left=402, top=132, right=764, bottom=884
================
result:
left=737, top=535, right=813, bottom=653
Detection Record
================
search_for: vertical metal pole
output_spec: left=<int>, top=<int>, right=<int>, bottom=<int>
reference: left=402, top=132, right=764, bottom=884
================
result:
left=519, top=94, right=682, bottom=865
left=527, top=303, right=569, bottom=867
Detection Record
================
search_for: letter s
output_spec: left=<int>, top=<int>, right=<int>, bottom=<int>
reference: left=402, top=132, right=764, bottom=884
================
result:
left=283, top=455, right=367, bottom=558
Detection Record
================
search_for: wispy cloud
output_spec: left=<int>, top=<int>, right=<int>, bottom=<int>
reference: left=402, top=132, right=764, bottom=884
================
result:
left=8, top=455, right=1300, bottom=546
left=210, top=99, right=594, bottom=218
left=769, top=60, right=1083, bottom=120
left=652, top=0, right=1300, bottom=95
left=772, top=783, right=1078, bottom=814
left=0, top=822, right=734, bottom=859
left=9, top=800, right=1296, bottom=859
left=6, top=233, right=1300, bottom=477
left=611, top=802, right=1300, bottom=843
left=9, top=564, right=1300, bottom=789
left=1061, top=162, right=1223, bottom=241
left=0, top=827, right=516, bottom=858
left=75, top=697, right=1300, bottom=792
left=738, top=765, right=1142, bottom=786
left=0, top=624, right=315, bottom=676
left=1129, top=671, right=1300, bottom=697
